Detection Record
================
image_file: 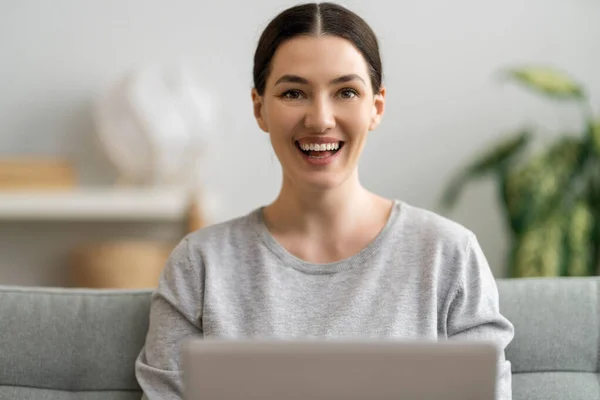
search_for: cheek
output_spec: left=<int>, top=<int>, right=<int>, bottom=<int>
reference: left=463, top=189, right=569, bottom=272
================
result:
left=265, top=103, right=303, bottom=135
left=337, top=102, right=373, bottom=133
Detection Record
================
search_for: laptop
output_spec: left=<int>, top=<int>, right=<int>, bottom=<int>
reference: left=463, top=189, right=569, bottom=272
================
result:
left=183, top=338, right=498, bottom=400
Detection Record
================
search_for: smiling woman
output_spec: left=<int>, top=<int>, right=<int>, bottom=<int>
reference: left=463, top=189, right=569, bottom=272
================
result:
left=135, top=3, right=515, bottom=400
left=252, top=33, right=385, bottom=196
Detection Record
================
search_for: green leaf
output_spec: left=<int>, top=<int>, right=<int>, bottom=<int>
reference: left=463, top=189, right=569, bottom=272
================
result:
left=503, top=137, right=585, bottom=232
left=510, top=212, right=565, bottom=277
left=510, top=201, right=595, bottom=278
left=440, top=131, right=531, bottom=210
left=591, top=120, right=600, bottom=157
left=440, top=171, right=471, bottom=210
left=465, top=131, right=531, bottom=174
left=503, top=66, right=585, bottom=100
left=564, top=201, right=595, bottom=276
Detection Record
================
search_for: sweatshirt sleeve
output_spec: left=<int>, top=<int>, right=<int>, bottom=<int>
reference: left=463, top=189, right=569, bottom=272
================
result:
left=135, top=237, right=204, bottom=400
left=446, top=232, right=515, bottom=400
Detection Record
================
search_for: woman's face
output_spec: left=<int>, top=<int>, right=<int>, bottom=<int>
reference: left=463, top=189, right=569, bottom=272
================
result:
left=252, top=35, right=385, bottom=191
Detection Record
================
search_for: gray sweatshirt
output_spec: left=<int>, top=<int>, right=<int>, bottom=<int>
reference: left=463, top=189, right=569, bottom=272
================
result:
left=135, top=200, right=514, bottom=400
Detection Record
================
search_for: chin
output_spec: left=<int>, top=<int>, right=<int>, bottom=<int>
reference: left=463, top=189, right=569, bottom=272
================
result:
left=295, top=172, right=350, bottom=192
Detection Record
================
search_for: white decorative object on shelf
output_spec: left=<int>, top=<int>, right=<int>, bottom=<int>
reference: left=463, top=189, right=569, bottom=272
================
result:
left=0, top=188, right=188, bottom=221
left=94, top=64, right=215, bottom=187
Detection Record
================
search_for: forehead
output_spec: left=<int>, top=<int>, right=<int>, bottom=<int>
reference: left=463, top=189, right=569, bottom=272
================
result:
left=268, top=35, right=370, bottom=85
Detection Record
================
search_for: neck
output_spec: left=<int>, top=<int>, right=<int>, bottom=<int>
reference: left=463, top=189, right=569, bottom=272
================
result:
left=264, top=169, right=376, bottom=236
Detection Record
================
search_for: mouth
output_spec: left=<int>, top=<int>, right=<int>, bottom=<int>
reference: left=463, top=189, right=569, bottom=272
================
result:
left=295, top=140, right=345, bottom=159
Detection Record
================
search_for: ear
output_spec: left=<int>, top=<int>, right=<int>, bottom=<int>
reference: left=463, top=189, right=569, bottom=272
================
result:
left=368, top=86, right=386, bottom=131
left=251, top=88, right=269, bottom=133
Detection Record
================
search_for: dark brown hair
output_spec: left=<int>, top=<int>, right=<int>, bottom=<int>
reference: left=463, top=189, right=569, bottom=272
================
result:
left=253, top=2, right=383, bottom=96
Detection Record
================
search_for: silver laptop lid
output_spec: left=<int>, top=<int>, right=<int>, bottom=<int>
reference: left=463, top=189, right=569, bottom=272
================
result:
left=183, top=339, right=498, bottom=400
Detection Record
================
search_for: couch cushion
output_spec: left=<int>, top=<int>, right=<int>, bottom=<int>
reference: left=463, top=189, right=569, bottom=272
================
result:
left=2, top=277, right=599, bottom=399
left=512, top=372, right=600, bottom=400
left=0, top=286, right=153, bottom=392
left=0, top=387, right=141, bottom=400
left=497, top=277, right=599, bottom=373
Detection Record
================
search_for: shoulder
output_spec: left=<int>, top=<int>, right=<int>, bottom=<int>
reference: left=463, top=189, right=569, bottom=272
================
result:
left=393, top=200, right=491, bottom=295
left=188, top=211, right=257, bottom=242
left=172, top=208, right=261, bottom=260
left=396, top=200, right=475, bottom=251
left=392, top=201, right=485, bottom=279
left=395, top=201, right=494, bottom=288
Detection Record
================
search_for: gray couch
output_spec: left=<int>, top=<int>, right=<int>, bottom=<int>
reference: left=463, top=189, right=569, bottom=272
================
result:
left=0, top=277, right=598, bottom=400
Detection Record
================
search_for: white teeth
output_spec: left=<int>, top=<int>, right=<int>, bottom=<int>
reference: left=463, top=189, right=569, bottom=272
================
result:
left=299, top=142, right=341, bottom=152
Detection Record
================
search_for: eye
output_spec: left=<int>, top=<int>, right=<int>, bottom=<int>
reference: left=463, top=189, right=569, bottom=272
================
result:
left=281, top=89, right=305, bottom=100
left=337, top=88, right=359, bottom=99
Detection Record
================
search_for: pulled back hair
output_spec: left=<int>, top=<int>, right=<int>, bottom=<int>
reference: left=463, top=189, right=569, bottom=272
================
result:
left=253, top=2, right=383, bottom=96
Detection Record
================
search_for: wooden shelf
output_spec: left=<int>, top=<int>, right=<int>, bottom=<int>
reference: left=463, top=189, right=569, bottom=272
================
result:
left=0, top=188, right=190, bottom=221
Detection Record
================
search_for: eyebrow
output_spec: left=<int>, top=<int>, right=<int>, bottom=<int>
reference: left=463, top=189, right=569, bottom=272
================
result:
left=274, top=74, right=366, bottom=86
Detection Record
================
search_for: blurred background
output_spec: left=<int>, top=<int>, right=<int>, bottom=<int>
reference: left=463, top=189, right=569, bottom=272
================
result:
left=1, top=0, right=599, bottom=287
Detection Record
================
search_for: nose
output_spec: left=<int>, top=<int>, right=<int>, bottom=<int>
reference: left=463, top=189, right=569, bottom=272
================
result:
left=304, top=95, right=336, bottom=133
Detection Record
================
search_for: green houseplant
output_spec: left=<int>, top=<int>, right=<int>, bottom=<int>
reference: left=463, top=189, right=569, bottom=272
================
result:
left=441, top=66, right=600, bottom=278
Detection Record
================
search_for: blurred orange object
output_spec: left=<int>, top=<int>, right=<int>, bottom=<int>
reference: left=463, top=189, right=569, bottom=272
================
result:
left=69, top=240, right=174, bottom=289
left=0, top=157, right=76, bottom=190
left=187, top=194, right=207, bottom=233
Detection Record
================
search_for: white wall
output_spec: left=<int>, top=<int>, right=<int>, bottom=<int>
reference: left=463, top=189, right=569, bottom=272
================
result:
left=1, top=0, right=599, bottom=284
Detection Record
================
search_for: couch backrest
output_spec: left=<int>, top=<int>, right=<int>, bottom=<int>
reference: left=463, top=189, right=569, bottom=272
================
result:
left=497, top=277, right=600, bottom=400
left=0, top=285, right=153, bottom=400
left=1, top=277, right=598, bottom=400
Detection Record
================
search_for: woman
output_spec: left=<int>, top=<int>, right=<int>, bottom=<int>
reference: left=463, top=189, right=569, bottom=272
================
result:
left=135, top=2, right=514, bottom=399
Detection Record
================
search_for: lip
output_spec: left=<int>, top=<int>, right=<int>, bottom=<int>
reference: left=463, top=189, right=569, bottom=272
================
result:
left=295, top=140, right=344, bottom=166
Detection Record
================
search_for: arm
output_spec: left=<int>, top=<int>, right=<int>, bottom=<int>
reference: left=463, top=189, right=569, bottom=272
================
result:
left=446, top=233, right=514, bottom=400
left=135, top=237, right=204, bottom=400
